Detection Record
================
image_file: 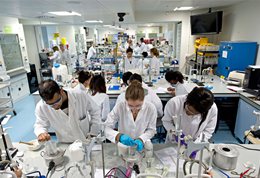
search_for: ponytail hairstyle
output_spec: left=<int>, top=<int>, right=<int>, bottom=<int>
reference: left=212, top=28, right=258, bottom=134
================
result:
left=125, top=80, right=145, bottom=101
left=185, top=87, right=214, bottom=131
left=89, top=74, right=106, bottom=95
left=77, top=70, right=92, bottom=84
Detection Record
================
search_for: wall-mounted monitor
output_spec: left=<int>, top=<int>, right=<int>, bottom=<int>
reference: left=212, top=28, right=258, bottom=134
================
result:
left=190, top=11, right=223, bottom=35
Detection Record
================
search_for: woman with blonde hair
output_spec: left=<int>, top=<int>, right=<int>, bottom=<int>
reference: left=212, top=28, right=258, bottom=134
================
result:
left=150, top=47, right=160, bottom=75
left=105, top=80, right=157, bottom=151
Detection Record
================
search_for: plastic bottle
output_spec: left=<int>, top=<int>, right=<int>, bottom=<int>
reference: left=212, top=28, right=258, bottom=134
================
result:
left=145, top=140, right=153, bottom=158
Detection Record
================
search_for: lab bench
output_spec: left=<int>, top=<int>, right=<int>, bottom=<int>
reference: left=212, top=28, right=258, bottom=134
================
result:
left=31, top=75, right=260, bottom=143
left=13, top=142, right=260, bottom=178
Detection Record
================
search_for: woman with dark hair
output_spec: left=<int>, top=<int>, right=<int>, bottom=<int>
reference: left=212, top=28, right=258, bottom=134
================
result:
left=89, top=75, right=110, bottom=122
left=75, top=70, right=93, bottom=92
left=119, top=47, right=140, bottom=72
left=165, top=70, right=189, bottom=96
left=162, top=87, right=218, bottom=142
left=105, top=81, right=157, bottom=152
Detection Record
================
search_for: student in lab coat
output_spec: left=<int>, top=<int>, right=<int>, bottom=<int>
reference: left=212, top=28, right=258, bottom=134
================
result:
left=149, top=48, right=160, bottom=75
left=75, top=70, right=93, bottom=93
left=105, top=81, right=157, bottom=151
left=116, top=73, right=163, bottom=117
left=121, top=71, right=133, bottom=88
left=162, top=87, right=218, bottom=142
left=87, top=43, right=96, bottom=61
left=89, top=75, right=110, bottom=122
left=165, top=70, right=189, bottom=96
left=59, top=44, right=70, bottom=66
left=48, top=46, right=61, bottom=64
left=119, top=47, right=140, bottom=72
left=139, top=52, right=149, bottom=76
left=34, top=79, right=101, bottom=143
left=139, top=37, right=148, bottom=54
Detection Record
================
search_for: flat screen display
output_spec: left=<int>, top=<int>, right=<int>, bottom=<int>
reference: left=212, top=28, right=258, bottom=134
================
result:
left=190, top=11, right=223, bottom=35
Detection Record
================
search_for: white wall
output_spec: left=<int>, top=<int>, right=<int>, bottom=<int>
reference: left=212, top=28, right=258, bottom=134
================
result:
left=23, top=25, right=41, bottom=83
left=58, top=25, right=76, bottom=55
left=220, top=1, right=260, bottom=65
left=135, top=11, right=191, bottom=71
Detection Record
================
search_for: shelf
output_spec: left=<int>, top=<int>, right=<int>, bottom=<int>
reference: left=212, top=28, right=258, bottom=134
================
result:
left=0, top=107, right=14, bottom=116
left=197, top=50, right=219, bottom=53
left=0, top=98, right=12, bottom=106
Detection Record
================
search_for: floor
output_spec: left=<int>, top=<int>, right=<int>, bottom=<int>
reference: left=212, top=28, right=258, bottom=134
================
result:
left=5, top=95, right=239, bottom=144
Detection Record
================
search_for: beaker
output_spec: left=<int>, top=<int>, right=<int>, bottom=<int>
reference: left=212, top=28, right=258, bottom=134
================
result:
left=128, top=145, right=137, bottom=157
left=45, top=141, right=58, bottom=156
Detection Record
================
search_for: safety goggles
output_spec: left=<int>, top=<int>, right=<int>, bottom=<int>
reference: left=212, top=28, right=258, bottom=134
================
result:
left=127, top=104, right=143, bottom=110
left=185, top=104, right=200, bottom=115
left=45, top=95, right=62, bottom=107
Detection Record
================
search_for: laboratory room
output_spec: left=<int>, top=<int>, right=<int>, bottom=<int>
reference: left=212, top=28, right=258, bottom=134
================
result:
left=1, top=1, right=260, bottom=178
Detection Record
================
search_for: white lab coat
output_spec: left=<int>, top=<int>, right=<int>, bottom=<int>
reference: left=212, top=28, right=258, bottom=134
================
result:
left=119, top=57, right=140, bottom=72
left=150, top=56, right=160, bottom=76
left=87, top=46, right=96, bottom=60
left=34, top=89, right=101, bottom=143
left=175, top=81, right=190, bottom=96
left=162, top=95, right=218, bottom=142
left=49, top=51, right=61, bottom=63
left=90, top=92, right=110, bottom=122
left=116, top=83, right=163, bottom=117
left=140, top=42, right=148, bottom=53
left=105, top=101, right=157, bottom=143
left=60, top=49, right=70, bottom=66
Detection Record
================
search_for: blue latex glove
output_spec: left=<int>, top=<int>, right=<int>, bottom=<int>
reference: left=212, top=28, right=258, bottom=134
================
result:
left=189, top=150, right=198, bottom=159
left=134, top=139, right=144, bottom=152
left=119, top=134, right=135, bottom=146
left=174, top=133, right=187, bottom=146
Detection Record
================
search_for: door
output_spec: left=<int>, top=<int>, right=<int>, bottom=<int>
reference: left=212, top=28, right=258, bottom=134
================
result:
left=234, top=99, right=257, bottom=142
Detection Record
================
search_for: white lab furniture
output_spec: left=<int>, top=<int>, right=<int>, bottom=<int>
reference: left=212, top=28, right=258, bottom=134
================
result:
left=0, top=82, right=16, bottom=116
left=13, top=143, right=260, bottom=178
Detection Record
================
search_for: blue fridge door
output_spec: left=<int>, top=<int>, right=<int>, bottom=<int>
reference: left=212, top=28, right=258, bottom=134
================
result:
left=217, top=42, right=231, bottom=77
left=229, top=42, right=257, bottom=71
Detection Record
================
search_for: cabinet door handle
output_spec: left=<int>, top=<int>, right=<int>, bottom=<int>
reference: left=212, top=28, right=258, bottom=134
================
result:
left=7, top=93, right=10, bottom=96
left=18, top=88, right=21, bottom=91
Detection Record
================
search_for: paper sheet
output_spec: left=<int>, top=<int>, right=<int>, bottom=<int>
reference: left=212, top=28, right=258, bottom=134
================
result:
left=95, top=169, right=110, bottom=177
left=155, top=87, right=169, bottom=93
left=227, top=86, right=244, bottom=92
left=154, top=147, right=184, bottom=172
left=222, top=50, right=228, bottom=58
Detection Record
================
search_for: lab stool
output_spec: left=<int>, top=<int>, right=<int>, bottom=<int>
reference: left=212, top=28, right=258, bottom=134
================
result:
left=151, top=117, right=166, bottom=143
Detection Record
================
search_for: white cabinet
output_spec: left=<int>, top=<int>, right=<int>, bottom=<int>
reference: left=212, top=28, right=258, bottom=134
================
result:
left=0, top=73, right=30, bottom=102
left=9, top=73, right=30, bottom=102
left=234, top=99, right=258, bottom=142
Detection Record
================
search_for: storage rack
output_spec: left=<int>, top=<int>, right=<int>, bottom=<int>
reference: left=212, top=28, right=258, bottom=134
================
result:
left=195, top=49, right=219, bottom=74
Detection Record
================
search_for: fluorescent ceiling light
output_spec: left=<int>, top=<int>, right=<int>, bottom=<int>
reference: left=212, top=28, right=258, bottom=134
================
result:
left=48, top=11, right=81, bottom=16
left=85, top=20, right=103, bottom=23
left=174, top=6, right=193, bottom=11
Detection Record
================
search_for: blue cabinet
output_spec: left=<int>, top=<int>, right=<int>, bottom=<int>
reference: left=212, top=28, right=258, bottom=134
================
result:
left=234, top=99, right=258, bottom=142
left=216, top=41, right=257, bottom=78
